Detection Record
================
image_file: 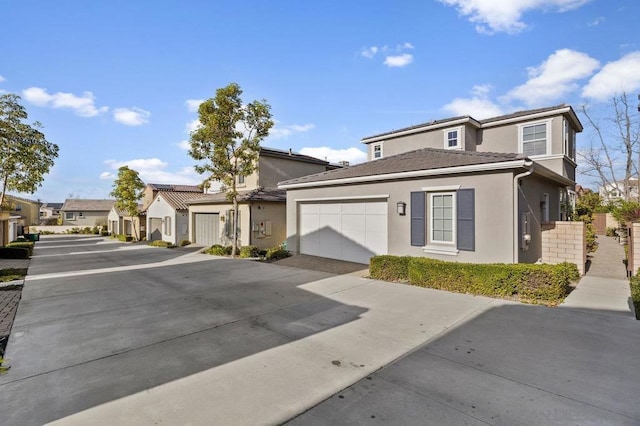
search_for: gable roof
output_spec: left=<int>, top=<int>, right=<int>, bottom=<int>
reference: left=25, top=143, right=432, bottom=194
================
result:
left=260, top=147, right=330, bottom=166
left=41, top=202, right=63, bottom=209
left=185, top=187, right=286, bottom=205
left=5, top=194, right=40, bottom=205
left=279, top=148, right=527, bottom=188
left=62, top=199, right=115, bottom=211
left=156, top=192, right=210, bottom=211
left=147, top=183, right=203, bottom=193
left=111, top=204, right=144, bottom=217
left=362, top=104, right=582, bottom=143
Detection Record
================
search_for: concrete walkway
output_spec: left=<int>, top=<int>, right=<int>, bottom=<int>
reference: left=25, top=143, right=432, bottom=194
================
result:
left=561, top=236, right=635, bottom=318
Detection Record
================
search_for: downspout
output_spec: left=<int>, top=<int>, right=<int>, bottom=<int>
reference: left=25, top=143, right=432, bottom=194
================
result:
left=513, top=160, right=535, bottom=263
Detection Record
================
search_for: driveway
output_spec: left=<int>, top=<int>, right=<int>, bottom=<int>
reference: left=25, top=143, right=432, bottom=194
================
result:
left=1, top=235, right=638, bottom=425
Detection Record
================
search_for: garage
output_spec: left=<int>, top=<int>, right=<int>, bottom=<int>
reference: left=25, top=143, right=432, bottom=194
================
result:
left=193, top=213, right=219, bottom=246
left=299, top=200, right=387, bottom=264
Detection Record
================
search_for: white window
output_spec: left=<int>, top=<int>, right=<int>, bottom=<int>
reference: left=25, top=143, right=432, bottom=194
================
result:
left=519, top=121, right=550, bottom=157
left=564, top=119, right=576, bottom=161
left=443, top=127, right=462, bottom=150
left=15, top=204, right=22, bottom=212
left=65, top=212, right=75, bottom=220
left=430, top=192, right=456, bottom=244
left=373, top=143, right=383, bottom=159
left=238, top=174, right=245, bottom=185
left=164, top=216, right=171, bottom=235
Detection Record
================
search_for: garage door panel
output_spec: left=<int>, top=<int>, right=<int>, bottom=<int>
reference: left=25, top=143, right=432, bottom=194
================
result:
left=299, top=200, right=388, bottom=264
left=194, top=213, right=219, bottom=246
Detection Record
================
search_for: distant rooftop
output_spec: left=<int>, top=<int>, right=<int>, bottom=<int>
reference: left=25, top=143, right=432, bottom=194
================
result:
left=147, top=183, right=203, bottom=193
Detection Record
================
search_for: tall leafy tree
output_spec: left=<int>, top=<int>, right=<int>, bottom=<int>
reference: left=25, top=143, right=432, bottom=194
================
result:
left=0, top=93, right=59, bottom=207
left=188, top=83, right=273, bottom=256
left=110, top=166, right=145, bottom=240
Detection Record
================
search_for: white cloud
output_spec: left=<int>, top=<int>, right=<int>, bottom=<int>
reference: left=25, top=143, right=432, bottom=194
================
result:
left=22, top=87, right=108, bottom=117
left=185, top=99, right=204, bottom=112
left=439, top=0, right=591, bottom=34
left=186, top=118, right=201, bottom=133
left=113, top=107, right=151, bottom=126
left=397, top=42, right=414, bottom=50
left=269, top=123, right=315, bottom=139
left=582, top=51, right=640, bottom=101
left=504, top=49, right=599, bottom=106
left=384, top=53, right=414, bottom=68
left=587, top=17, right=604, bottom=26
left=177, top=140, right=191, bottom=150
left=0, top=75, right=5, bottom=82
left=102, top=158, right=201, bottom=185
left=361, top=46, right=379, bottom=59
left=299, top=147, right=367, bottom=165
left=443, top=84, right=505, bottom=119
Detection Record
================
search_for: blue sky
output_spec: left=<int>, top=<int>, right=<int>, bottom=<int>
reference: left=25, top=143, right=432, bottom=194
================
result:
left=1, top=0, right=639, bottom=202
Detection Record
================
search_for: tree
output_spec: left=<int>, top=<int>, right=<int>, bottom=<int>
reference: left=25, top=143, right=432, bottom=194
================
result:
left=110, top=166, right=145, bottom=240
left=188, top=83, right=273, bottom=257
left=578, top=92, right=640, bottom=202
left=0, top=93, right=59, bottom=207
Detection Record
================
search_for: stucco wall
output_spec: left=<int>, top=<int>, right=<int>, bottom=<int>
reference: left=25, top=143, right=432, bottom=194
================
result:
left=259, top=156, right=329, bottom=188
left=541, top=221, right=586, bottom=275
left=62, top=211, right=109, bottom=227
left=286, top=171, right=516, bottom=264
left=188, top=204, right=251, bottom=247
left=146, top=196, right=187, bottom=245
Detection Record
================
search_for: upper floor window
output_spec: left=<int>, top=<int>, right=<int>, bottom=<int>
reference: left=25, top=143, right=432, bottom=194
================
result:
left=15, top=204, right=22, bottom=211
left=444, top=128, right=462, bottom=150
left=238, top=174, right=245, bottom=185
left=373, top=143, right=383, bottom=159
left=563, top=119, right=576, bottom=161
left=520, top=121, right=550, bottom=157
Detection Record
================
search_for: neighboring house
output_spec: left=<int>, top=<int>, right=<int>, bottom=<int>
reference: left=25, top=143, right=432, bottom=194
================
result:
left=599, top=179, right=639, bottom=204
left=279, top=104, right=582, bottom=265
left=107, top=204, right=144, bottom=239
left=185, top=147, right=340, bottom=248
left=39, top=202, right=63, bottom=223
left=146, top=191, right=209, bottom=245
left=3, top=194, right=42, bottom=231
left=61, top=199, right=115, bottom=227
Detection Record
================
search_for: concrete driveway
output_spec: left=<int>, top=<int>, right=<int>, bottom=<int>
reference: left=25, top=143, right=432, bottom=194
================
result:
left=1, top=235, right=638, bottom=425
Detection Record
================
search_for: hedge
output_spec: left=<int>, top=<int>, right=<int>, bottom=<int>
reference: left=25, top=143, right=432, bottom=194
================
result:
left=370, top=255, right=580, bottom=306
left=631, top=272, right=640, bottom=320
left=116, top=234, right=133, bottom=242
left=0, top=247, right=30, bottom=259
left=240, top=245, right=261, bottom=258
left=6, top=241, right=34, bottom=256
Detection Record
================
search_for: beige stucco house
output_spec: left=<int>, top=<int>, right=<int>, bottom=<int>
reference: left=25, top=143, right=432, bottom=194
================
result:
left=279, top=104, right=582, bottom=265
left=146, top=191, right=209, bottom=245
left=61, top=199, right=115, bottom=227
left=4, top=194, right=42, bottom=231
left=186, top=147, right=340, bottom=248
left=107, top=204, right=145, bottom=239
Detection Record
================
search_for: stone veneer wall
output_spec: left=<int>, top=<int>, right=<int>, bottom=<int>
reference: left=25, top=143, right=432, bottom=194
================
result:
left=541, top=221, right=586, bottom=275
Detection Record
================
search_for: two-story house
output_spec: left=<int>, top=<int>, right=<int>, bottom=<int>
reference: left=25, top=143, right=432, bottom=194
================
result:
left=39, top=202, right=63, bottom=224
left=279, top=104, right=582, bottom=265
left=186, top=147, right=340, bottom=248
left=61, top=199, right=115, bottom=227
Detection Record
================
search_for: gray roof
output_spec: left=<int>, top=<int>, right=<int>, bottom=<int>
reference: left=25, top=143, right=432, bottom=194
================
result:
left=279, top=148, right=525, bottom=186
left=362, top=104, right=581, bottom=141
left=147, top=183, right=203, bottom=193
left=42, top=202, right=63, bottom=209
left=260, top=147, right=329, bottom=165
left=186, top=187, right=286, bottom=205
left=62, top=199, right=115, bottom=212
left=158, top=192, right=210, bottom=211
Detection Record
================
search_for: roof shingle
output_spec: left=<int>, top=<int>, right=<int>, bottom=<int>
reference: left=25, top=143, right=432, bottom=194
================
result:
left=186, top=187, right=286, bottom=205
left=62, top=199, right=115, bottom=211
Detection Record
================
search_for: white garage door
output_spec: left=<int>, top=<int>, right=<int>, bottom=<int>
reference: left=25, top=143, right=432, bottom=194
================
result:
left=193, top=213, right=219, bottom=246
left=299, top=200, right=388, bottom=264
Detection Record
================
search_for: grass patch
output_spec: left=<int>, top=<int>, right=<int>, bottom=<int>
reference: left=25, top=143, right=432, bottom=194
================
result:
left=148, top=240, right=176, bottom=248
left=0, top=268, right=27, bottom=283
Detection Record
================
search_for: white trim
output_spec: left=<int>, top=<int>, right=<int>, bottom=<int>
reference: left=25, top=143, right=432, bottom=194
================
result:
left=518, top=119, right=551, bottom=157
left=443, top=127, right=462, bottom=150
left=294, top=194, right=390, bottom=202
left=535, top=153, right=578, bottom=167
left=423, top=245, right=459, bottom=256
left=362, top=117, right=479, bottom=144
left=279, top=160, right=526, bottom=189
left=420, top=185, right=461, bottom=192
left=429, top=192, right=456, bottom=246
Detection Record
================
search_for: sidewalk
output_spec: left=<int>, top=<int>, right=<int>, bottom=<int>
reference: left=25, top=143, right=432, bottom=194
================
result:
left=561, top=236, right=635, bottom=318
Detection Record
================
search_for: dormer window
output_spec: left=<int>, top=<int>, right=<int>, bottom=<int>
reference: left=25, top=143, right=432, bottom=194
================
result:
left=443, top=127, right=462, bottom=150
left=373, top=143, right=383, bottom=159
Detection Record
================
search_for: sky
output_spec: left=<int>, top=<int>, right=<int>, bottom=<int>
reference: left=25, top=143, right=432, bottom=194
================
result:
left=1, top=0, right=639, bottom=202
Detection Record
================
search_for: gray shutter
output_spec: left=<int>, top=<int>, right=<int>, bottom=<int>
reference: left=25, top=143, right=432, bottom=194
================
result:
left=410, top=192, right=425, bottom=246
left=457, top=189, right=475, bottom=251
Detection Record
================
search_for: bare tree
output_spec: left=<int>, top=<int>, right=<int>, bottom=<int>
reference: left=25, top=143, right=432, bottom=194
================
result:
left=578, top=92, right=640, bottom=201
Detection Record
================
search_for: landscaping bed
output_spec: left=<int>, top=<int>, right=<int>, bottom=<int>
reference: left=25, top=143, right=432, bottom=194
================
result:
left=630, top=273, right=640, bottom=320
left=370, top=255, right=580, bottom=306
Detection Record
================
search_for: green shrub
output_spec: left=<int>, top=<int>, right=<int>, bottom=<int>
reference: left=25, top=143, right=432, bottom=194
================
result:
left=0, top=247, right=30, bottom=259
left=369, top=255, right=411, bottom=282
left=101, top=231, right=109, bottom=236
left=240, top=245, right=261, bottom=258
left=0, top=268, right=27, bottom=282
left=205, top=244, right=228, bottom=256
left=370, top=255, right=579, bottom=306
left=148, top=240, right=175, bottom=248
left=69, top=227, right=80, bottom=234
left=178, top=239, right=191, bottom=247
left=265, top=246, right=290, bottom=261
left=117, top=234, right=133, bottom=242
left=631, top=272, right=640, bottom=320
left=6, top=241, right=34, bottom=256
left=606, top=227, right=617, bottom=237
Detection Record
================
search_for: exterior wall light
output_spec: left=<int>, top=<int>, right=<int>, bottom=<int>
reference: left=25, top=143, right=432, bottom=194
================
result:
left=397, top=201, right=406, bottom=216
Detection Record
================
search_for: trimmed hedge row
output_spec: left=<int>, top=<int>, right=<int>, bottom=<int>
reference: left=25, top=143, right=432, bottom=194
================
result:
left=370, top=255, right=580, bottom=306
left=630, top=273, right=640, bottom=320
left=0, top=247, right=30, bottom=259
left=204, top=244, right=290, bottom=261
left=7, top=241, right=34, bottom=256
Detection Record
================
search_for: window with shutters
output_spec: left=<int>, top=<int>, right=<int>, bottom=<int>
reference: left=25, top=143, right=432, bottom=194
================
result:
left=410, top=188, right=475, bottom=255
left=164, top=216, right=171, bottom=235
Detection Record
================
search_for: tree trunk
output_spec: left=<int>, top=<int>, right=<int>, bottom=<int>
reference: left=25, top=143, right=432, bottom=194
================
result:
left=0, top=175, right=7, bottom=209
left=232, top=197, right=238, bottom=258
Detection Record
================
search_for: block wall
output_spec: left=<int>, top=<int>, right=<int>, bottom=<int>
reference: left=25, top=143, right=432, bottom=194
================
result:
left=541, top=221, right=586, bottom=275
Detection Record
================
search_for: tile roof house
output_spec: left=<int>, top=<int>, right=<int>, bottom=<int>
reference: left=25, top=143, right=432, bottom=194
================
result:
left=61, top=199, right=115, bottom=227
left=39, top=202, right=63, bottom=224
left=185, top=147, right=339, bottom=248
left=279, top=104, right=582, bottom=266
left=145, top=191, right=209, bottom=245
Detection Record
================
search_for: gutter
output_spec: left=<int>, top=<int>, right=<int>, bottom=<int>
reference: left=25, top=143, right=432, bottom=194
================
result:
left=513, top=160, right=535, bottom=263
